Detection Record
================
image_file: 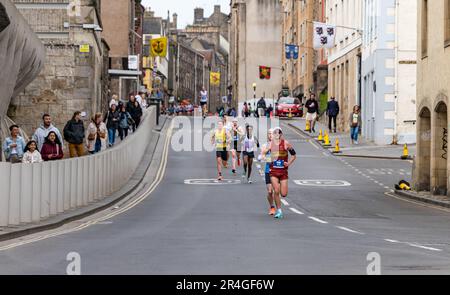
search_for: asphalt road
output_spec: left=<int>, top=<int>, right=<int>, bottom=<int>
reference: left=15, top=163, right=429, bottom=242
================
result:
left=1, top=117, right=450, bottom=275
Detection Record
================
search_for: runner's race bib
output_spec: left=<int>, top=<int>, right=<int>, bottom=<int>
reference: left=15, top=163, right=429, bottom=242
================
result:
left=273, top=160, right=285, bottom=169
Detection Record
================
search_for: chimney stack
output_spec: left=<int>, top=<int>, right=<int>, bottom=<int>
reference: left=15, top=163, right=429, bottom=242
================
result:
left=172, top=13, right=178, bottom=29
left=214, top=5, right=221, bottom=15
left=194, top=7, right=204, bottom=24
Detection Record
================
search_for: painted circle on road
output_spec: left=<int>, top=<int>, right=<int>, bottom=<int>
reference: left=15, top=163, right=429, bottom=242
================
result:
left=184, top=179, right=241, bottom=185
left=293, top=180, right=352, bottom=187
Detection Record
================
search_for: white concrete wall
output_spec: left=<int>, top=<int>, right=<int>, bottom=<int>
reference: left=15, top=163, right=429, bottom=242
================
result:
left=0, top=107, right=156, bottom=227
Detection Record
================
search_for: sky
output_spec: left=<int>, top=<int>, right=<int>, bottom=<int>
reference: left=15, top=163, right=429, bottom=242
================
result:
left=142, top=0, right=230, bottom=29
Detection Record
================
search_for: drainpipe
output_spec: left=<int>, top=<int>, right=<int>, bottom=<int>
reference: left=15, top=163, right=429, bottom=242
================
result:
left=393, top=0, right=400, bottom=145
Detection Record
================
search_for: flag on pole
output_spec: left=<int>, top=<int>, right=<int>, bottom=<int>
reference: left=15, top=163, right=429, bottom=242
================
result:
left=150, top=37, right=168, bottom=57
left=259, top=66, right=271, bottom=80
left=313, top=22, right=336, bottom=49
left=210, top=72, right=220, bottom=86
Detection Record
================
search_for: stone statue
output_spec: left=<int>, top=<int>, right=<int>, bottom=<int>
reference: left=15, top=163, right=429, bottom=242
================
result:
left=0, top=0, right=45, bottom=159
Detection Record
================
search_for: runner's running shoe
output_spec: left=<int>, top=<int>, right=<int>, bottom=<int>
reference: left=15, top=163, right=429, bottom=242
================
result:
left=269, top=207, right=276, bottom=216
left=274, top=210, right=283, bottom=219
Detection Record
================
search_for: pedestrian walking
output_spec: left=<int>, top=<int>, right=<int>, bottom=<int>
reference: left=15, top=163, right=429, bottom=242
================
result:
left=22, top=140, right=43, bottom=164
left=109, top=94, right=118, bottom=108
left=2, top=125, right=26, bottom=163
left=105, top=104, right=120, bottom=147
left=118, top=104, right=133, bottom=141
left=126, top=94, right=143, bottom=132
left=86, top=113, right=108, bottom=154
left=32, top=114, right=63, bottom=151
left=41, top=131, right=64, bottom=161
left=305, top=93, right=319, bottom=133
left=257, top=97, right=267, bottom=118
left=326, top=97, right=340, bottom=133
left=349, top=105, right=362, bottom=145
left=63, top=111, right=85, bottom=158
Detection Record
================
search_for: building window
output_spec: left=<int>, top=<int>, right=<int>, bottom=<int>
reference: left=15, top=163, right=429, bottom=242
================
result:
left=445, top=0, right=450, bottom=45
left=421, top=0, right=428, bottom=57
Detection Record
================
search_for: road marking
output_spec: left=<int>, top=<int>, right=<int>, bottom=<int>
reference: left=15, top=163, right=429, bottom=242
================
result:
left=308, top=217, right=328, bottom=224
left=293, top=180, right=352, bottom=187
left=0, top=121, right=175, bottom=251
left=289, top=208, right=304, bottom=215
left=184, top=179, right=241, bottom=185
left=385, top=239, right=400, bottom=243
left=281, top=199, right=290, bottom=206
left=336, top=226, right=364, bottom=235
left=407, top=243, right=442, bottom=252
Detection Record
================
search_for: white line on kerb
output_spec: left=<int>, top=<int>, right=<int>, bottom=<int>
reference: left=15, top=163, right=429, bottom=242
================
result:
left=289, top=208, right=304, bottom=215
left=336, top=226, right=364, bottom=235
left=281, top=199, right=289, bottom=206
left=308, top=217, right=328, bottom=224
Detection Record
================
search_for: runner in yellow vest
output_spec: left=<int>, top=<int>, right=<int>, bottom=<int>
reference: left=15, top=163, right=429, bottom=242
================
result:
left=211, top=120, right=231, bottom=181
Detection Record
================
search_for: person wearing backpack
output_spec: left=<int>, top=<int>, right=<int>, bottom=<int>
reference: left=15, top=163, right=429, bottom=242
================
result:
left=118, top=104, right=133, bottom=141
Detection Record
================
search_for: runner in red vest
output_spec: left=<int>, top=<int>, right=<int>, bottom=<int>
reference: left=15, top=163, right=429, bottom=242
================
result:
left=266, top=127, right=297, bottom=219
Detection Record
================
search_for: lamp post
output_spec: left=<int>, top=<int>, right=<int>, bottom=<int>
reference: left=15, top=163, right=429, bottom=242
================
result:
left=252, top=82, right=256, bottom=114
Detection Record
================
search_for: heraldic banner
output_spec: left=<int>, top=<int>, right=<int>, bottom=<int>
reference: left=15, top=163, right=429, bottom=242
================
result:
left=313, top=22, right=336, bottom=49
left=150, top=37, right=168, bottom=57
left=259, top=66, right=271, bottom=80
left=210, top=72, right=221, bottom=86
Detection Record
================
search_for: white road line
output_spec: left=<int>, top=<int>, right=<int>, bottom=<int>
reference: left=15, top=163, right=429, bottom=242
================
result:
left=385, top=239, right=400, bottom=243
left=384, top=186, right=390, bottom=189
left=308, top=217, right=328, bottom=224
left=336, top=226, right=364, bottom=235
left=289, top=208, right=304, bottom=215
left=407, top=243, right=442, bottom=252
left=281, top=199, right=290, bottom=206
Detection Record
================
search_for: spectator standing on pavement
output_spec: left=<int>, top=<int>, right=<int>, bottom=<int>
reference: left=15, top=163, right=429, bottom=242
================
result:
left=118, top=104, right=133, bottom=141
left=86, top=113, right=108, bottom=154
left=243, top=102, right=250, bottom=117
left=257, top=97, right=267, bottom=118
left=105, top=104, right=120, bottom=147
left=305, top=93, right=320, bottom=133
left=63, top=111, right=85, bottom=158
left=32, top=114, right=63, bottom=152
left=326, top=97, right=340, bottom=133
left=109, top=94, right=118, bottom=108
left=41, top=131, right=64, bottom=161
left=349, top=105, right=362, bottom=145
left=127, top=94, right=143, bottom=132
left=2, top=125, right=26, bottom=163
left=22, top=140, right=43, bottom=164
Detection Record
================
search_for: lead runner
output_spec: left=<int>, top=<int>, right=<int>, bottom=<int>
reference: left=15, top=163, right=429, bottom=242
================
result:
left=263, top=127, right=297, bottom=219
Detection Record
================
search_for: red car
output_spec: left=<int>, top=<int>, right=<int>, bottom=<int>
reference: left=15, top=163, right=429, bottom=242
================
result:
left=276, top=97, right=303, bottom=118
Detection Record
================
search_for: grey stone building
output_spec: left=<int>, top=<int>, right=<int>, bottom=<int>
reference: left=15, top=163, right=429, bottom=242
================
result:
left=9, top=0, right=109, bottom=137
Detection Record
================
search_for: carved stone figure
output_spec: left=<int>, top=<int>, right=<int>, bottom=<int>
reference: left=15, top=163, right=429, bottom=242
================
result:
left=0, top=0, right=45, bottom=154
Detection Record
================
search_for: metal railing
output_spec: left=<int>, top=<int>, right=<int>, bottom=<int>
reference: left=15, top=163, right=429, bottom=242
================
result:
left=0, top=107, right=156, bottom=227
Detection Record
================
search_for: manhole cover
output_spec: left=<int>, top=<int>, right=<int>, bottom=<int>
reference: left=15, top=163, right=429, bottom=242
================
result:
left=184, top=179, right=241, bottom=185
left=293, top=180, right=352, bottom=187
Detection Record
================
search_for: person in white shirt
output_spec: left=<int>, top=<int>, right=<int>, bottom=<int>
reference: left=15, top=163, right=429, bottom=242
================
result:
left=200, top=87, right=208, bottom=118
left=22, top=140, right=43, bottom=164
left=242, top=124, right=260, bottom=184
left=135, top=92, right=143, bottom=108
left=109, top=94, right=118, bottom=108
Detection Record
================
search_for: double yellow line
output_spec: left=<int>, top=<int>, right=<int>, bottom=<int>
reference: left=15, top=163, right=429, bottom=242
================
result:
left=0, top=121, right=174, bottom=251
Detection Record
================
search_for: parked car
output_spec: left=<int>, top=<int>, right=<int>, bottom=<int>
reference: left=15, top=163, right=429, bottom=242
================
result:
left=275, top=97, right=303, bottom=118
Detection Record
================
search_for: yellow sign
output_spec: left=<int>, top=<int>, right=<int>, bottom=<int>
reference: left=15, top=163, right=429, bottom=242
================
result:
left=210, top=72, right=220, bottom=86
left=79, top=44, right=90, bottom=53
left=150, top=37, right=167, bottom=57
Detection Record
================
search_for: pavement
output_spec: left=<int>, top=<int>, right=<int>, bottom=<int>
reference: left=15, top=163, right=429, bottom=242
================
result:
left=0, top=117, right=450, bottom=274
left=288, top=118, right=416, bottom=160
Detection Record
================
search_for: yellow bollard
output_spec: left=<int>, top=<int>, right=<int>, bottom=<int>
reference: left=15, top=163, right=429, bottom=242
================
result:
left=317, top=130, right=323, bottom=142
left=401, top=144, right=409, bottom=160
left=332, top=139, right=342, bottom=153
left=305, top=120, right=311, bottom=132
left=323, top=131, right=332, bottom=147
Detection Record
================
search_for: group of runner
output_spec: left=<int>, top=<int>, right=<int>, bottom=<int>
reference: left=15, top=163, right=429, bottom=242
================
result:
left=211, top=117, right=297, bottom=219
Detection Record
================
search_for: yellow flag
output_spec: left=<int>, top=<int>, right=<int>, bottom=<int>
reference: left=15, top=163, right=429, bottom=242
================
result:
left=150, top=37, right=167, bottom=57
left=210, top=72, right=220, bottom=86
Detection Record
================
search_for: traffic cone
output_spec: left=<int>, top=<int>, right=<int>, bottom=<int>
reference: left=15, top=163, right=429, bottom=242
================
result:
left=317, top=130, right=324, bottom=142
left=323, top=131, right=332, bottom=147
left=305, top=120, right=311, bottom=132
left=332, top=139, right=342, bottom=154
left=401, top=144, right=409, bottom=160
